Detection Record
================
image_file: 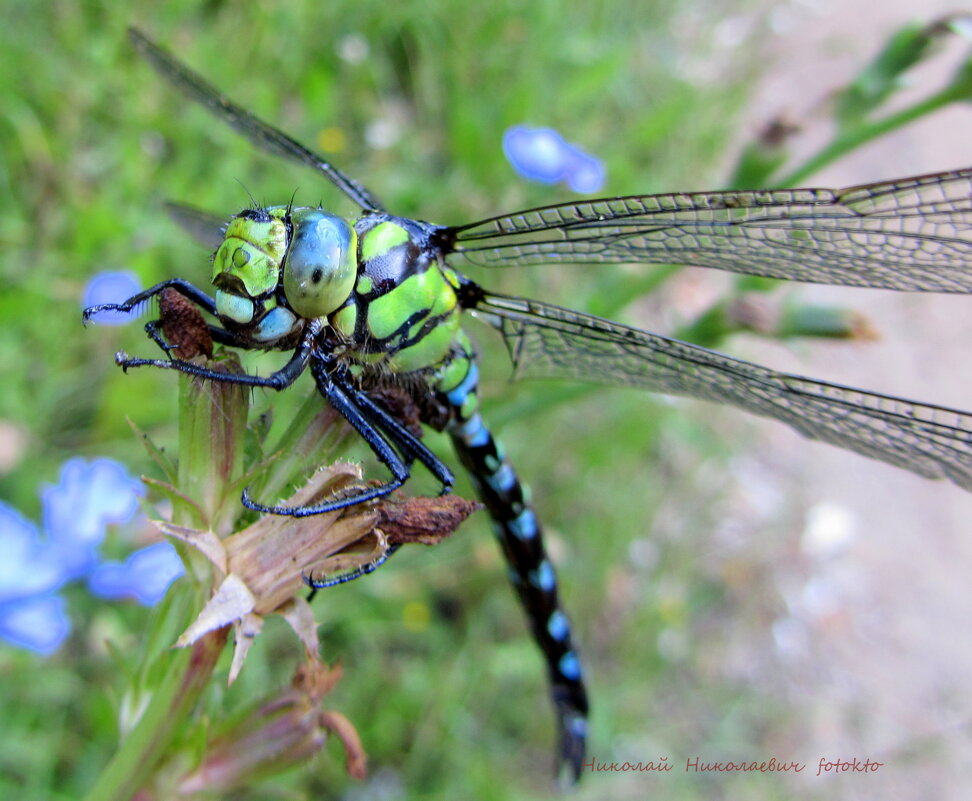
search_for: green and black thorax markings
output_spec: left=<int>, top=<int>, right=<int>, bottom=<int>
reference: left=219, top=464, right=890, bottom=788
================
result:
left=84, top=28, right=972, bottom=785
left=335, top=215, right=466, bottom=381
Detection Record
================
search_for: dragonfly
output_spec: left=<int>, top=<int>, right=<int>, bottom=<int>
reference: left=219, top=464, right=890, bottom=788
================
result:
left=84, top=28, right=972, bottom=783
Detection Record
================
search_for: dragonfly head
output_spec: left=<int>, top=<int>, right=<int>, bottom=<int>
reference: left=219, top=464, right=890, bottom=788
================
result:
left=211, top=207, right=357, bottom=344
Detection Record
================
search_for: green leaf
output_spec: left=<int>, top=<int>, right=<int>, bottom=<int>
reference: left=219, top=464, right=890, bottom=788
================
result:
left=834, top=22, right=935, bottom=125
left=129, top=417, right=178, bottom=484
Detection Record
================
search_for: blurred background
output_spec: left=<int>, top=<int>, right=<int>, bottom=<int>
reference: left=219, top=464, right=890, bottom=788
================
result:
left=1, top=0, right=971, bottom=798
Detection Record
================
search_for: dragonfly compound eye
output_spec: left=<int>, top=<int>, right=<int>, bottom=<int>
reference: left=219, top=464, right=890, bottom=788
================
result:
left=283, top=209, right=357, bottom=319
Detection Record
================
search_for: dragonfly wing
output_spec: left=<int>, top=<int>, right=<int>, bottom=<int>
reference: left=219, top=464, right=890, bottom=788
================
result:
left=164, top=202, right=229, bottom=251
left=472, top=292, right=972, bottom=492
left=445, top=169, right=972, bottom=292
left=129, top=28, right=385, bottom=213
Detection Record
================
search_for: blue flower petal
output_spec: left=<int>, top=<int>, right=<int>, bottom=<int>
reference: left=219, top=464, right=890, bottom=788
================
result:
left=88, top=542, right=184, bottom=606
left=0, top=502, right=71, bottom=602
left=561, top=145, right=606, bottom=194
left=503, top=126, right=569, bottom=184
left=503, top=125, right=605, bottom=193
left=0, top=594, right=70, bottom=655
left=42, top=458, right=144, bottom=579
left=82, top=271, right=142, bottom=325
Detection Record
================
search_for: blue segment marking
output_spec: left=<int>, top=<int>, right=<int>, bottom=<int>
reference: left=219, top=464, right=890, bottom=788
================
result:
left=567, top=714, right=588, bottom=738
left=455, top=413, right=490, bottom=447
left=509, top=508, right=538, bottom=541
left=486, top=463, right=516, bottom=493
left=558, top=651, right=583, bottom=681
left=529, top=560, right=556, bottom=592
left=446, top=361, right=479, bottom=406
left=547, top=609, right=569, bottom=641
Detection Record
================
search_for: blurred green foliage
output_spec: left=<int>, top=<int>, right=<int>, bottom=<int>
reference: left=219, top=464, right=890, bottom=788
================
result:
left=2, top=1, right=969, bottom=799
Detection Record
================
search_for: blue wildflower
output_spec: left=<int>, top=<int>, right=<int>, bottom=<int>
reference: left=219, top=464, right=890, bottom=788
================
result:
left=82, top=270, right=142, bottom=325
left=0, top=458, right=182, bottom=654
left=0, top=592, right=70, bottom=656
left=42, top=458, right=145, bottom=578
left=502, top=125, right=605, bottom=193
left=0, top=503, right=66, bottom=602
left=89, top=542, right=185, bottom=606
left=0, top=501, right=73, bottom=654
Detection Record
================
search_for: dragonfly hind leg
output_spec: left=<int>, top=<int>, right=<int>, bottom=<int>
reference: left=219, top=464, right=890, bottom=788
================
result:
left=304, top=543, right=402, bottom=593
left=241, top=354, right=455, bottom=518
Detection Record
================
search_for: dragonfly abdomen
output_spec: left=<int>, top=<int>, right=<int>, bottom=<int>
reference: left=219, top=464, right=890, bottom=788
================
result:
left=438, top=349, right=589, bottom=780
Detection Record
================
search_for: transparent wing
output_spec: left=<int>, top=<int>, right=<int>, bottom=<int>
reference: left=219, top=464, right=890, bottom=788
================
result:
left=446, top=169, right=972, bottom=292
left=473, top=293, right=972, bottom=491
left=164, top=202, right=228, bottom=251
left=129, top=28, right=385, bottom=212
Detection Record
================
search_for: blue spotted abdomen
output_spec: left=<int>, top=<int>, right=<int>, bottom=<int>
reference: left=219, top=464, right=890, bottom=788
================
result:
left=437, top=352, right=589, bottom=780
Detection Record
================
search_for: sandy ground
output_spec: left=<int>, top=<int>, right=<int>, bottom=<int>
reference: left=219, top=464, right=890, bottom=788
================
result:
left=717, top=2, right=972, bottom=799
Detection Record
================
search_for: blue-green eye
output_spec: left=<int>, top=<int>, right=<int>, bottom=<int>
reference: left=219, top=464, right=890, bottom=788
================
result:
left=283, top=210, right=357, bottom=319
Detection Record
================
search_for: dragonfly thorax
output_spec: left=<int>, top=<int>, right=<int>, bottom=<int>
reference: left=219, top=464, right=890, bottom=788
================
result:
left=211, top=206, right=357, bottom=345
left=329, top=214, right=465, bottom=375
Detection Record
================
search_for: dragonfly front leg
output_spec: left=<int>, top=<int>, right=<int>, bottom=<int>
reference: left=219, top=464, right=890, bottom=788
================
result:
left=82, top=278, right=219, bottom=323
left=84, top=277, right=259, bottom=375
left=114, top=318, right=324, bottom=390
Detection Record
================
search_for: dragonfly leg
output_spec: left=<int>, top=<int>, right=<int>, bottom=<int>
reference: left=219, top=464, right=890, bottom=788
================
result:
left=143, top=319, right=180, bottom=355
left=304, top=543, right=402, bottom=593
left=143, top=318, right=244, bottom=355
left=240, top=356, right=422, bottom=517
left=352, top=386, right=455, bottom=494
left=115, top=318, right=323, bottom=390
left=82, top=278, right=218, bottom=323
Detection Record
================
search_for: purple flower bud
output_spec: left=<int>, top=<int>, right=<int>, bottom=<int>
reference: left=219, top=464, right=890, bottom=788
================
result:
left=560, top=144, right=606, bottom=194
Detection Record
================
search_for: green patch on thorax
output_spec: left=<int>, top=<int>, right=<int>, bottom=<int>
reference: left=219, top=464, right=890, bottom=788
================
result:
left=360, top=221, right=410, bottom=263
